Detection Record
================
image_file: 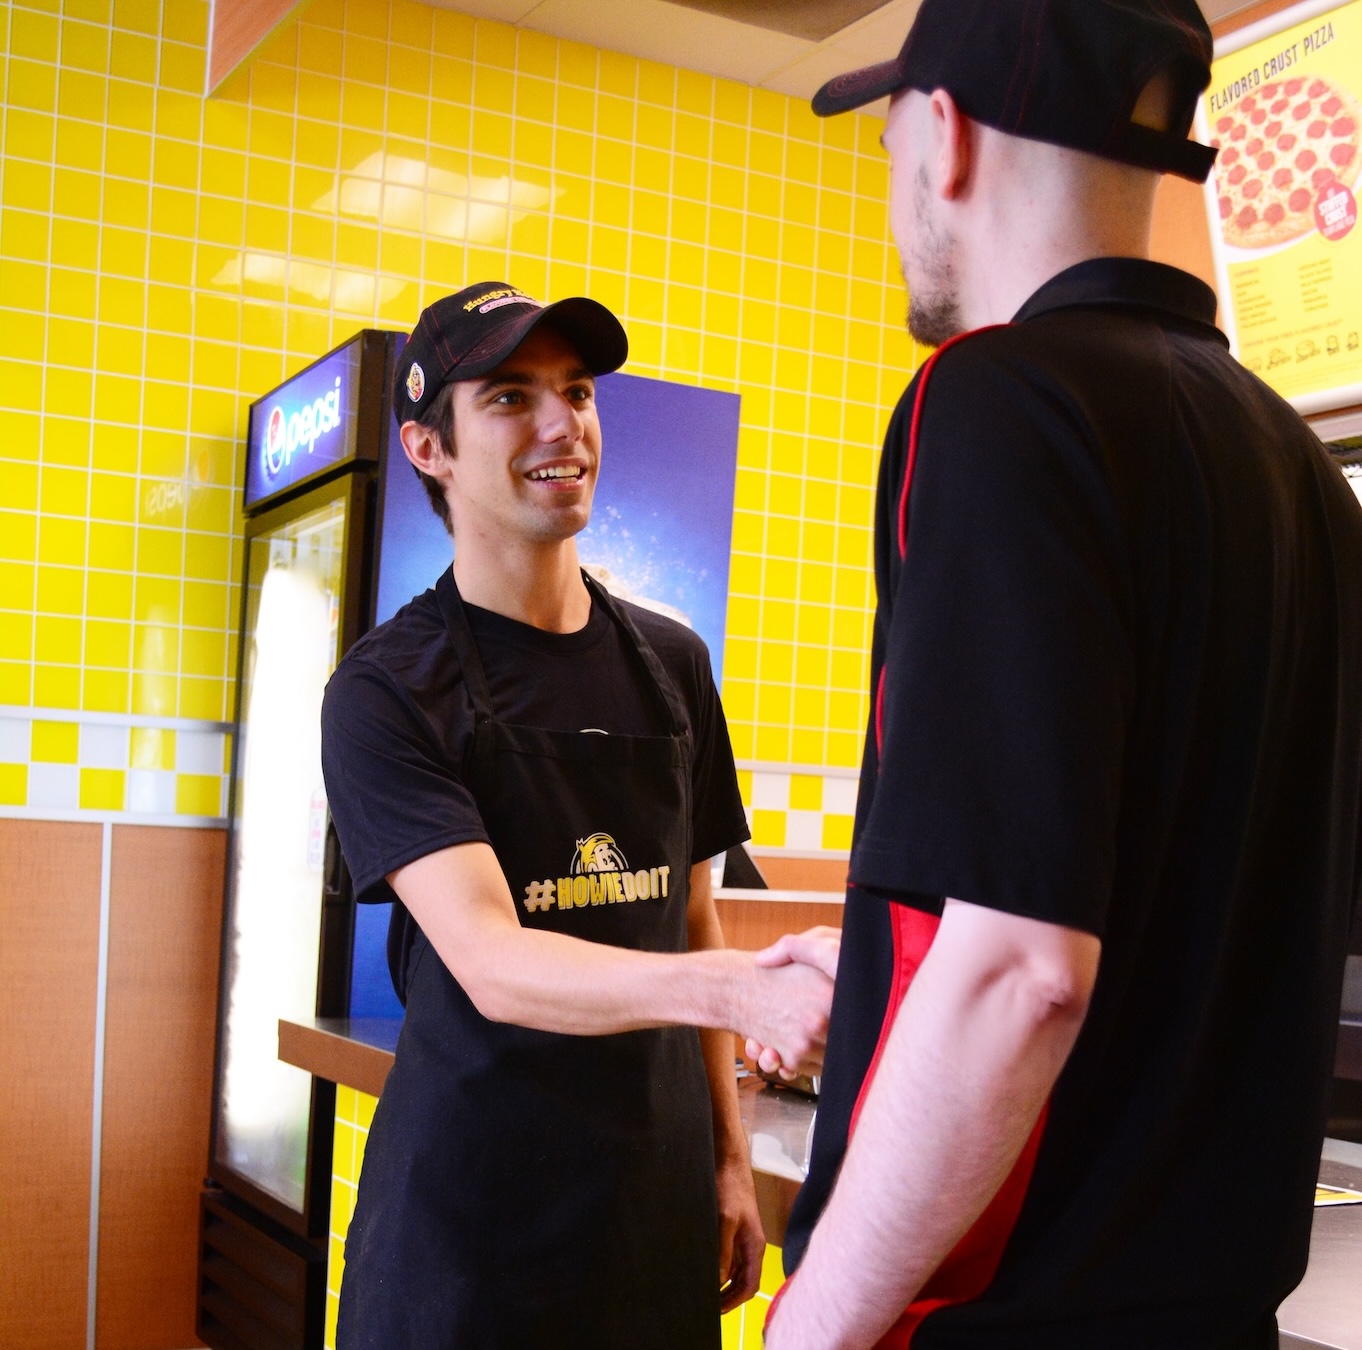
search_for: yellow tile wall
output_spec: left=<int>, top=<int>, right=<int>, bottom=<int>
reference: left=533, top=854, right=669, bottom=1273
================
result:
left=327, top=1085, right=786, bottom=1348
left=0, top=0, right=924, bottom=781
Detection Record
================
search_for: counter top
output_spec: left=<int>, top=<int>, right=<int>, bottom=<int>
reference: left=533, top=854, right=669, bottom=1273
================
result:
left=281, top=1017, right=1362, bottom=1344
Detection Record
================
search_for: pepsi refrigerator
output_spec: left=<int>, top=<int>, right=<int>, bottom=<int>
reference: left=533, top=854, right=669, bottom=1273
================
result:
left=197, top=329, right=404, bottom=1350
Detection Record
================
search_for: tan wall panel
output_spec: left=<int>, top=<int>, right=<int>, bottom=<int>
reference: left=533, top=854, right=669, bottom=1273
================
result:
left=208, top=0, right=302, bottom=90
left=714, top=898, right=844, bottom=954
left=1151, top=173, right=1217, bottom=293
left=0, top=819, right=103, bottom=1350
left=95, top=826, right=225, bottom=1350
left=1212, top=0, right=1302, bottom=37
left=750, top=855, right=848, bottom=892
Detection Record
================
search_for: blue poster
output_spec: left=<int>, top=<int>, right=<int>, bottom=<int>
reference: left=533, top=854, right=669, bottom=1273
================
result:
left=353, top=369, right=742, bottom=1019
left=373, top=369, right=741, bottom=685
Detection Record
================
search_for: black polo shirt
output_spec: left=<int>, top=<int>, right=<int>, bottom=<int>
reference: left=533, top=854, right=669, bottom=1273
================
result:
left=784, top=259, right=1362, bottom=1347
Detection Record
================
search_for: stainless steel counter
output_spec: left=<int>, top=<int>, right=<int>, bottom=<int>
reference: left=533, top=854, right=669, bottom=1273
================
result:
left=1279, top=1138, right=1362, bottom=1350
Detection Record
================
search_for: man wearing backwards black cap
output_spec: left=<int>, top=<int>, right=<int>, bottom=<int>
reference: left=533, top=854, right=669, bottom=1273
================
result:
left=320, top=283, right=838, bottom=1348
left=762, top=2, right=1362, bottom=1348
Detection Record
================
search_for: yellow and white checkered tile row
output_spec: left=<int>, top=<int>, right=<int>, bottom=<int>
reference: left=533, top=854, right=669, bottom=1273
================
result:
left=0, top=702, right=229, bottom=819
left=736, top=762, right=859, bottom=856
left=324, top=1084, right=786, bottom=1350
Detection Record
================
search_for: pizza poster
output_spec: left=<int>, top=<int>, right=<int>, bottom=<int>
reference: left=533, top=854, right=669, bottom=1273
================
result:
left=1198, top=0, right=1362, bottom=413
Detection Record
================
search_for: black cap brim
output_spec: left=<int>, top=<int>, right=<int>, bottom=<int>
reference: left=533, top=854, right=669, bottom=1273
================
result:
left=450, top=297, right=629, bottom=382
left=812, top=57, right=908, bottom=117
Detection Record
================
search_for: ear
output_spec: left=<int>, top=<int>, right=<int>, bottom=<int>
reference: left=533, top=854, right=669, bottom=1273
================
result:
left=400, top=420, right=448, bottom=477
left=929, top=88, right=973, bottom=200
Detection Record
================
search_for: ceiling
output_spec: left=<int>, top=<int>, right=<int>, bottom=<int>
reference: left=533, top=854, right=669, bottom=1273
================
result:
left=427, top=0, right=922, bottom=111
left=423, top=0, right=1270, bottom=112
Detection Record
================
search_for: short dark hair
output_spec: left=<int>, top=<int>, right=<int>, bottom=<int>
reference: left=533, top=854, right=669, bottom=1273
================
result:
left=412, top=381, right=456, bottom=535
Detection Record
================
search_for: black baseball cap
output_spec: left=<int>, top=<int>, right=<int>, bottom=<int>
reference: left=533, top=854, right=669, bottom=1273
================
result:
left=812, top=0, right=1218, bottom=184
left=393, top=282, right=629, bottom=424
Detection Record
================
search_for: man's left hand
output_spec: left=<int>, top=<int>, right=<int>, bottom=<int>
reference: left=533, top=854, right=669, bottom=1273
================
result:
left=717, top=1155, right=765, bottom=1312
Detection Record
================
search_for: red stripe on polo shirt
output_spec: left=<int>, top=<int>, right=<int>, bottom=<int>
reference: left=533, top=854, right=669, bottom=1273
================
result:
left=770, top=324, right=1043, bottom=1348
left=898, top=328, right=1006, bottom=560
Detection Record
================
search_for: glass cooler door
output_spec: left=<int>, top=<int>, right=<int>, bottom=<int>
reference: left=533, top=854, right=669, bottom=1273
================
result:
left=212, top=482, right=355, bottom=1226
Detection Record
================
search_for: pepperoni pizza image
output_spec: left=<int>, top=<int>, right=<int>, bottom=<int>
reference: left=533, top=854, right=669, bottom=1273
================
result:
left=1210, top=75, right=1362, bottom=249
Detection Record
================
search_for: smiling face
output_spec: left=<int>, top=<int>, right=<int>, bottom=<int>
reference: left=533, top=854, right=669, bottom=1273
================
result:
left=436, top=325, right=602, bottom=547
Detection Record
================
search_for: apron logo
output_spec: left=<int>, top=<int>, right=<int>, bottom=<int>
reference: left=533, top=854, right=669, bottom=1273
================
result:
left=573, top=832, right=629, bottom=874
left=522, top=831, right=671, bottom=914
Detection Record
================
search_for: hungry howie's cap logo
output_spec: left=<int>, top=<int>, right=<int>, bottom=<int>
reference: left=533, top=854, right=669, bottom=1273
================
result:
left=464, top=285, right=535, bottom=313
left=480, top=295, right=537, bottom=314
left=520, top=832, right=672, bottom=914
left=406, top=362, right=425, bottom=403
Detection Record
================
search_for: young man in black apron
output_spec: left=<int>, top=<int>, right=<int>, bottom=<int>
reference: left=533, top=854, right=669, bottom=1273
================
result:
left=321, top=282, right=838, bottom=1349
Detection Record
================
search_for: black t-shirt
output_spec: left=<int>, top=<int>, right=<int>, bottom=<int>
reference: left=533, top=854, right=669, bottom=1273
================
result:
left=785, top=259, right=1362, bottom=1346
left=321, top=578, right=749, bottom=909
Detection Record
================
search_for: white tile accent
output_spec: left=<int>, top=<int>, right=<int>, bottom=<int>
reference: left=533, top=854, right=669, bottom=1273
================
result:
left=126, top=769, right=176, bottom=815
left=28, top=763, right=80, bottom=810
left=823, top=776, right=860, bottom=815
left=176, top=730, right=226, bottom=775
left=0, top=715, right=29, bottom=761
left=749, top=771, right=790, bottom=811
left=784, top=810, right=824, bottom=850
left=79, top=724, right=129, bottom=770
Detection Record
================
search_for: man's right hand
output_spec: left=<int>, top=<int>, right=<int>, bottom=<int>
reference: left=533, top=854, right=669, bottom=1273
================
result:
left=734, top=927, right=840, bottom=1075
left=741, top=926, right=842, bottom=1077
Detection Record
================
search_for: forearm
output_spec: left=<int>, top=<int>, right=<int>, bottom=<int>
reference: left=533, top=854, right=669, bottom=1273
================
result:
left=392, top=844, right=831, bottom=1062
left=440, top=915, right=748, bottom=1036
left=773, top=904, right=1093, bottom=1348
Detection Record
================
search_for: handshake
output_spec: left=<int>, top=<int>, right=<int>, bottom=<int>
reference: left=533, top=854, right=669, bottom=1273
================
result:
left=732, top=926, right=841, bottom=1079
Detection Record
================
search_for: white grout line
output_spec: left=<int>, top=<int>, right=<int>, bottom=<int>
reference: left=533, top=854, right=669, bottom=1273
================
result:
left=0, top=705, right=234, bottom=734
left=732, top=759, right=861, bottom=778
left=0, top=806, right=228, bottom=829
left=86, top=821, right=113, bottom=1350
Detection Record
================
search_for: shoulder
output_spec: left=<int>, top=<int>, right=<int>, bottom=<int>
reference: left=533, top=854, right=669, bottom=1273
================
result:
left=340, top=588, right=449, bottom=675
left=325, top=588, right=460, bottom=723
left=617, top=601, right=714, bottom=676
left=614, top=600, right=718, bottom=722
left=907, top=317, right=1178, bottom=492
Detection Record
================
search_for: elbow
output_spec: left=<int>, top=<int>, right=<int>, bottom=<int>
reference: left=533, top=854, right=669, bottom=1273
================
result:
left=449, top=961, right=520, bottom=1025
left=465, top=977, right=518, bottom=1026
left=1031, top=969, right=1093, bottom=1026
left=1019, top=949, right=1098, bottom=1032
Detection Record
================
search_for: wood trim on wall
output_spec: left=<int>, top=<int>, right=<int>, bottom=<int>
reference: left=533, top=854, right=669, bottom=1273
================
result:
left=1211, top=0, right=1309, bottom=37
left=208, top=0, right=307, bottom=93
left=94, top=826, right=225, bottom=1350
left=0, top=820, right=104, bottom=1350
left=748, top=854, right=848, bottom=892
left=713, top=897, right=844, bottom=953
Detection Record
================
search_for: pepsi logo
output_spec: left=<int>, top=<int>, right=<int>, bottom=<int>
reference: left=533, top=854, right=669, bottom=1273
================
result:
left=259, top=377, right=344, bottom=483
left=264, top=406, right=287, bottom=476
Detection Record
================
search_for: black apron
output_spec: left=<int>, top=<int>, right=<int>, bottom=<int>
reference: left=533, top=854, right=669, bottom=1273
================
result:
left=337, top=570, right=720, bottom=1350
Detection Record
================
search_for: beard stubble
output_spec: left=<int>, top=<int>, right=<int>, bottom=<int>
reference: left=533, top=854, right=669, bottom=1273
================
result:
left=905, top=166, right=964, bottom=347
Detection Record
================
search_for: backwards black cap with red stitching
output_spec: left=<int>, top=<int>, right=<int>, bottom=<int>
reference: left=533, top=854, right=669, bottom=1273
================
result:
left=812, top=0, right=1218, bottom=185
left=393, top=283, right=629, bottom=425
